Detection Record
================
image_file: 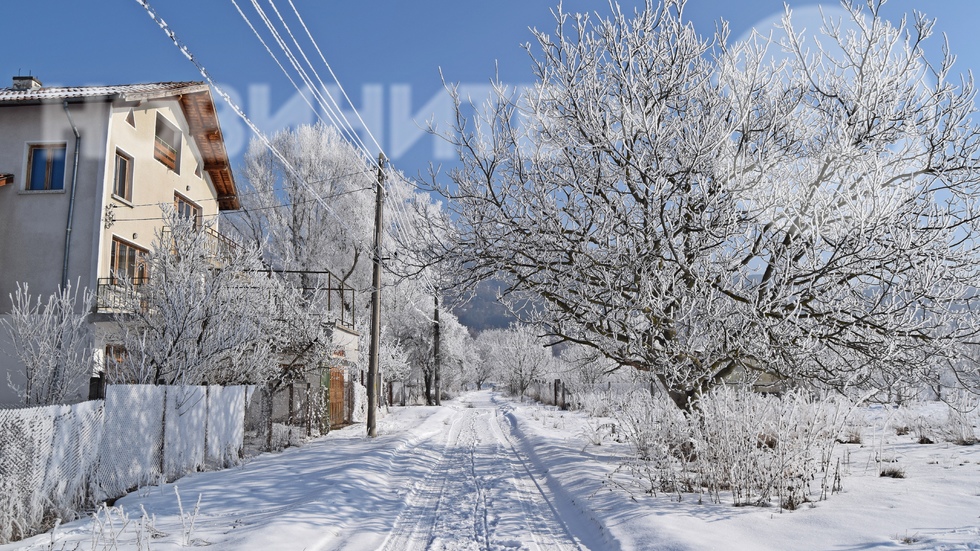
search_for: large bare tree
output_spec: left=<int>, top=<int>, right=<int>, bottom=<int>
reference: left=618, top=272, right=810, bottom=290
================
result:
left=109, top=210, right=286, bottom=386
left=432, top=0, right=980, bottom=408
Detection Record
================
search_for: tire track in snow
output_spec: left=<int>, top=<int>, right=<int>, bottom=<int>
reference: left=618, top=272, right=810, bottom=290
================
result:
left=378, top=410, right=467, bottom=551
left=488, top=406, right=583, bottom=551
left=380, top=398, right=585, bottom=551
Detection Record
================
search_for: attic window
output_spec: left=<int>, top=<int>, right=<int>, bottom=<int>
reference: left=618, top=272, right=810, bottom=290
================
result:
left=125, top=108, right=136, bottom=128
left=154, top=114, right=181, bottom=173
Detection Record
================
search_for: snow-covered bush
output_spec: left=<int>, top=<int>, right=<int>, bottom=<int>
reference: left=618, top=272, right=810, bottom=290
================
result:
left=615, top=386, right=853, bottom=509
left=1, top=281, right=95, bottom=406
left=899, top=394, right=980, bottom=446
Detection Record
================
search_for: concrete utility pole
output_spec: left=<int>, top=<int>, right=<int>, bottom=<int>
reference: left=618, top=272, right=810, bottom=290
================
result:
left=433, top=292, right=441, bottom=406
left=367, top=153, right=386, bottom=437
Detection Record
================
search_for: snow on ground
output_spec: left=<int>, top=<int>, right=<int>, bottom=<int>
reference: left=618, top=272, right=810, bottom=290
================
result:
left=4, top=389, right=980, bottom=550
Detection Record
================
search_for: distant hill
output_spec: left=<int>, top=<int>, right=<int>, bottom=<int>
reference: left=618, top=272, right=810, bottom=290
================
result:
left=452, top=279, right=515, bottom=335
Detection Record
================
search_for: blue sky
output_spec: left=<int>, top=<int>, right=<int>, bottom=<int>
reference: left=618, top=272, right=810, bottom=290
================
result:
left=3, top=1, right=979, bottom=180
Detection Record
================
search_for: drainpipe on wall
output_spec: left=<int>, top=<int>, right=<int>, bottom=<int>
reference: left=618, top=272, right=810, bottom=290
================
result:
left=61, top=100, right=81, bottom=290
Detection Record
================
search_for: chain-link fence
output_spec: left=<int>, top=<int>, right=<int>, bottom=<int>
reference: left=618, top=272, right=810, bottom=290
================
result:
left=0, top=384, right=251, bottom=544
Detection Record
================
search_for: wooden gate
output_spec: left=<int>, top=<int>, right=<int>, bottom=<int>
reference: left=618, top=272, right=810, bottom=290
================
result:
left=328, top=367, right=345, bottom=428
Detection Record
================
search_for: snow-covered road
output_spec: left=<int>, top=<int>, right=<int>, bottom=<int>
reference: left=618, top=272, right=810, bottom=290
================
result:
left=379, top=392, right=582, bottom=551
left=7, top=390, right=980, bottom=551
left=6, top=390, right=601, bottom=551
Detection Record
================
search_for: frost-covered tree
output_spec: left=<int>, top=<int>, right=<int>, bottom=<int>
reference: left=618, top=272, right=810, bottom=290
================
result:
left=433, top=0, right=980, bottom=409
left=1, top=282, right=94, bottom=406
left=379, top=271, right=476, bottom=404
left=108, top=210, right=284, bottom=386
left=233, top=123, right=376, bottom=300
left=476, top=325, right=555, bottom=398
left=559, top=344, right=619, bottom=388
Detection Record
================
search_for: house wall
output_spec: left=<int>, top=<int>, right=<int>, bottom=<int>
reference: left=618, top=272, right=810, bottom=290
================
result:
left=333, top=325, right=360, bottom=365
left=96, top=99, right=221, bottom=279
left=0, top=96, right=227, bottom=407
left=0, top=101, right=110, bottom=407
left=0, top=100, right=111, bottom=311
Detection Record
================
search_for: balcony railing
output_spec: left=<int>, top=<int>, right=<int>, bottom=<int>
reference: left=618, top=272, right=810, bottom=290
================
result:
left=154, top=137, right=178, bottom=171
left=160, top=225, right=237, bottom=259
left=96, top=277, right=150, bottom=314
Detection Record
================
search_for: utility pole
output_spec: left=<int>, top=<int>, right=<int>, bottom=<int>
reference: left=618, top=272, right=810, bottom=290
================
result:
left=367, top=153, right=386, bottom=437
left=433, top=292, right=441, bottom=406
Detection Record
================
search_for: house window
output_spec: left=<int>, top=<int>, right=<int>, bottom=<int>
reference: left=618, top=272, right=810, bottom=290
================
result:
left=26, top=144, right=67, bottom=191
left=113, top=149, right=133, bottom=201
left=154, top=114, right=181, bottom=172
left=175, top=193, right=202, bottom=230
left=109, top=237, right=148, bottom=284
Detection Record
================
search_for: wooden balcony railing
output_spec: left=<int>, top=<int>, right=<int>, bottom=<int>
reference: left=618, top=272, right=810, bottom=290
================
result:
left=154, top=138, right=178, bottom=171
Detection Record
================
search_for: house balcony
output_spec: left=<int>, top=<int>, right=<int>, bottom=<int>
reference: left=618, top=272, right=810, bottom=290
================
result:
left=95, top=276, right=150, bottom=314
left=96, top=232, right=358, bottom=333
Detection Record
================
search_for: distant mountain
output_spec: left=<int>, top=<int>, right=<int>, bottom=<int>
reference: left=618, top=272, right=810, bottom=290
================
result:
left=452, top=279, right=515, bottom=335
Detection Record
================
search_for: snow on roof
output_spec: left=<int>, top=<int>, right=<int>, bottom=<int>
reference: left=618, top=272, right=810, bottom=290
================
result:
left=0, top=81, right=209, bottom=103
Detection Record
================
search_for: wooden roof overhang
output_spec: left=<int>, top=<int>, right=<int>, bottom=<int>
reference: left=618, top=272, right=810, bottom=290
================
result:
left=0, top=81, right=241, bottom=210
left=177, top=90, right=240, bottom=211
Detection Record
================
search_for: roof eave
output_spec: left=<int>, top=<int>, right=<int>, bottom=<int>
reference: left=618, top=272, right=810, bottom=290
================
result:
left=178, top=90, right=240, bottom=211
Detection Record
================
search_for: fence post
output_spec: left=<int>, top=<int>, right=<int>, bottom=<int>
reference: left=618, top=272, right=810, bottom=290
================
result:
left=554, top=379, right=560, bottom=407
left=159, top=386, right=168, bottom=477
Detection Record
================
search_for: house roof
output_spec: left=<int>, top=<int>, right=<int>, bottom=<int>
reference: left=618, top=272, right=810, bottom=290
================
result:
left=0, top=81, right=240, bottom=210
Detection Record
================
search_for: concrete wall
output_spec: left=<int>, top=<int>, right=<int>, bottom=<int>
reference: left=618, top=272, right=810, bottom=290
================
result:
left=0, top=100, right=110, bottom=312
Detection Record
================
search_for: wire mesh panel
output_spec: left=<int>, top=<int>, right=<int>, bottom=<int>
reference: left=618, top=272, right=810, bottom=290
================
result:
left=0, top=384, right=249, bottom=543
left=163, top=386, right=207, bottom=480
left=93, top=385, right=165, bottom=502
left=206, top=385, right=246, bottom=468
left=0, top=406, right=55, bottom=543
left=43, top=402, right=104, bottom=519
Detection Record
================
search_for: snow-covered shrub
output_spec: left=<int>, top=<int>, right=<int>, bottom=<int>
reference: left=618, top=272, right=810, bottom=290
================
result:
left=898, top=397, right=979, bottom=446
left=268, top=423, right=308, bottom=451
left=351, top=381, right=368, bottom=423
left=615, top=386, right=853, bottom=509
left=614, top=391, right=692, bottom=497
left=940, top=393, right=979, bottom=446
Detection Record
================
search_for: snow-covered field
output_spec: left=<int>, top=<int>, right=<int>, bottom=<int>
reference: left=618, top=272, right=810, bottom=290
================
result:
left=5, top=389, right=980, bottom=550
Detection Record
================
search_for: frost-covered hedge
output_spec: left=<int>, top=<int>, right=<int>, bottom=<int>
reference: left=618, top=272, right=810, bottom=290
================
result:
left=0, top=384, right=250, bottom=543
left=615, top=387, right=853, bottom=509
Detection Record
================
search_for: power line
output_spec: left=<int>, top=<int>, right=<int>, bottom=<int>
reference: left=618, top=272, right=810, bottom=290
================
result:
left=137, top=0, right=443, bottom=296
left=110, top=184, right=376, bottom=224
left=134, top=0, right=380, bottom=261
left=113, top=167, right=374, bottom=210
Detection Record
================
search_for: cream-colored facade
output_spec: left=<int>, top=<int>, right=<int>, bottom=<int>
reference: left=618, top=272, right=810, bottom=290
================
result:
left=0, top=78, right=240, bottom=406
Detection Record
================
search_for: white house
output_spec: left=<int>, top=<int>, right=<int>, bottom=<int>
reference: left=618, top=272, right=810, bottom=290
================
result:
left=0, top=76, right=360, bottom=410
left=0, top=77, right=241, bottom=406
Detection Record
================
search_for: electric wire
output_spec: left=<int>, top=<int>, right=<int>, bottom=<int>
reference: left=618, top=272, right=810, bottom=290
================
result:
left=109, top=185, right=376, bottom=224
left=137, top=0, right=441, bottom=294
left=134, top=0, right=380, bottom=263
